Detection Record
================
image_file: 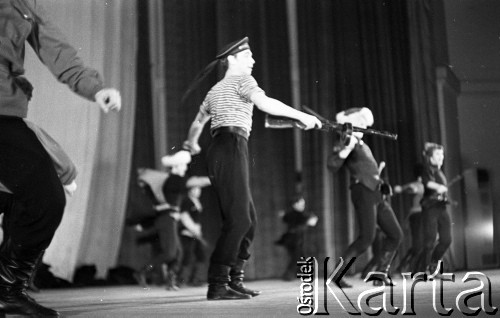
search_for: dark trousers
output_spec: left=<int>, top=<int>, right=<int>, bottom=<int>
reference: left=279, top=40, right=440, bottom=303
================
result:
left=418, top=204, right=451, bottom=271
left=398, top=212, right=423, bottom=272
left=180, top=235, right=206, bottom=266
left=206, top=132, right=256, bottom=267
left=154, top=213, right=182, bottom=270
left=0, top=117, right=65, bottom=251
left=408, top=212, right=423, bottom=253
left=283, top=233, right=303, bottom=278
left=343, top=183, right=402, bottom=261
left=179, top=235, right=206, bottom=282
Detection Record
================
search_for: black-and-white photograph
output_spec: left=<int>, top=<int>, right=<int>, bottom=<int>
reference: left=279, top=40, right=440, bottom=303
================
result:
left=0, top=0, right=499, bottom=316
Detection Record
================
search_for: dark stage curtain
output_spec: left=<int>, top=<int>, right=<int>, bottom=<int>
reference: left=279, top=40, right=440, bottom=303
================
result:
left=295, top=0, right=418, bottom=271
left=118, top=1, right=157, bottom=270
left=120, top=0, right=298, bottom=279
left=121, top=0, right=446, bottom=279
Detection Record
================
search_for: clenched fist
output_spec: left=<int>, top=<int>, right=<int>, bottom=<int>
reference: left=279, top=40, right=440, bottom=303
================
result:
left=95, top=88, right=122, bottom=113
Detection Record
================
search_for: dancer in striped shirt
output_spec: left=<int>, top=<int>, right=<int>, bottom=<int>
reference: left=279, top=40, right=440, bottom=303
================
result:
left=183, top=37, right=321, bottom=300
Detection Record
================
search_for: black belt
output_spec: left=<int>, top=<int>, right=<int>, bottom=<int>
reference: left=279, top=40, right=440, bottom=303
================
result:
left=211, top=126, right=249, bottom=140
left=0, top=115, right=21, bottom=120
left=158, top=208, right=180, bottom=215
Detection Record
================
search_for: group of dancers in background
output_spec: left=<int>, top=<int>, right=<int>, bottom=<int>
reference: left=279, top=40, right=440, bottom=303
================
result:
left=133, top=37, right=452, bottom=296
left=326, top=106, right=450, bottom=288
left=0, top=2, right=451, bottom=314
left=276, top=110, right=450, bottom=288
left=133, top=102, right=451, bottom=293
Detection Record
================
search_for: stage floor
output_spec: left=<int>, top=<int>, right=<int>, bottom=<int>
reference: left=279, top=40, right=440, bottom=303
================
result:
left=29, top=269, right=500, bottom=317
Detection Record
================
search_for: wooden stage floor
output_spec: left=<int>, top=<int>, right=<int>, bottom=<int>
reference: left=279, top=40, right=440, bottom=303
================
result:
left=27, top=269, right=500, bottom=317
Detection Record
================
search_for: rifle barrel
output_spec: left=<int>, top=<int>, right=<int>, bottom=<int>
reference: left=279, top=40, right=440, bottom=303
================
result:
left=321, top=121, right=397, bottom=140
left=264, top=114, right=398, bottom=140
left=353, top=126, right=398, bottom=140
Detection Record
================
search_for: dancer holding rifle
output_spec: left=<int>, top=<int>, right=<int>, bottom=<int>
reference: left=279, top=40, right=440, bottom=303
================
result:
left=326, top=107, right=402, bottom=287
left=416, top=142, right=451, bottom=275
left=265, top=105, right=398, bottom=142
left=182, top=37, right=321, bottom=300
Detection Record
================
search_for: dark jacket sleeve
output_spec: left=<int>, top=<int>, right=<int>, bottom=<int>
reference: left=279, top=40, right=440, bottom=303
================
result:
left=327, top=133, right=348, bottom=172
left=27, top=0, right=104, bottom=101
left=327, top=141, right=347, bottom=172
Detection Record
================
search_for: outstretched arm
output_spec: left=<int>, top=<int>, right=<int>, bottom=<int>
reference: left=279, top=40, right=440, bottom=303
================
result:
left=426, top=181, right=448, bottom=194
left=179, top=212, right=202, bottom=238
left=29, top=2, right=121, bottom=114
left=393, top=179, right=424, bottom=194
left=251, top=91, right=321, bottom=130
left=186, top=176, right=211, bottom=188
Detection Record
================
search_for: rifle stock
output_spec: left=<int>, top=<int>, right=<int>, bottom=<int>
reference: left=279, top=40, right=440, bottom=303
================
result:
left=264, top=115, right=306, bottom=129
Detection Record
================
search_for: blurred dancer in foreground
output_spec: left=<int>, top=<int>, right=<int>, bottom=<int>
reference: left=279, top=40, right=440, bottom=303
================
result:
left=0, top=1, right=121, bottom=316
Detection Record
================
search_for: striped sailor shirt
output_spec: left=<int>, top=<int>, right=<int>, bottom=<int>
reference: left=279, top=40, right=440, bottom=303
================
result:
left=200, top=75, right=264, bottom=136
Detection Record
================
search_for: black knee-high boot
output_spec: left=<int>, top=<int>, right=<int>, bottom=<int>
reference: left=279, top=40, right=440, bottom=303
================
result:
left=360, top=257, right=379, bottom=281
left=163, top=263, right=179, bottom=291
left=207, top=264, right=251, bottom=300
left=229, top=259, right=261, bottom=297
left=395, top=250, right=413, bottom=274
left=28, top=251, right=44, bottom=293
left=0, top=239, right=59, bottom=317
left=189, top=262, right=204, bottom=286
left=372, top=250, right=397, bottom=286
left=134, top=263, right=155, bottom=287
left=331, top=256, right=354, bottom=288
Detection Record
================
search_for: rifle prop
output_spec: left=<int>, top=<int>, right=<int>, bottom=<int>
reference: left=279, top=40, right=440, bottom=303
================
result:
left=264, top=106, right=398, bottom=145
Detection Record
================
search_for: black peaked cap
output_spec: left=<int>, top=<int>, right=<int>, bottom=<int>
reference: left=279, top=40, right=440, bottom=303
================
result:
left=181, top=36, right=250, bottom=103
left=216, top=36, right=250, bottom=59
